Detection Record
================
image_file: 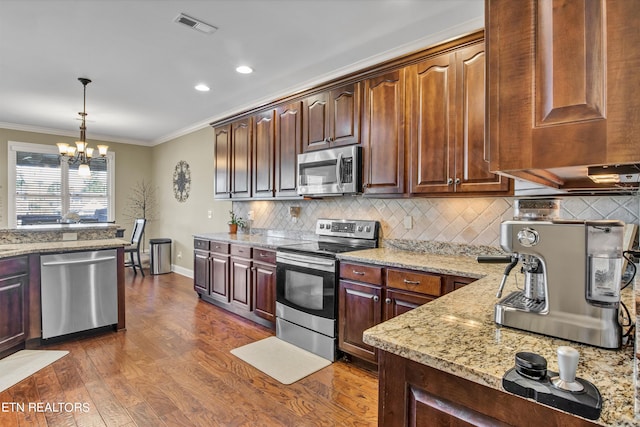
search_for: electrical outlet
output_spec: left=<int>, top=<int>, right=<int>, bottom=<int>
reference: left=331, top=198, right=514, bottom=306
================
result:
left=177, top=251, right=182, bottom=259
left=403, top=216, right=413, bottom=230
left=207, top=210, right=212, bottom=219
left=247, top=210, right=254, bottom=220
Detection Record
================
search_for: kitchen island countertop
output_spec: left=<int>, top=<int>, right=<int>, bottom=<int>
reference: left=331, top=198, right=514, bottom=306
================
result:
left=339, top=247, right=637, bottom=427
left=0, top=238, right=129, bottom=258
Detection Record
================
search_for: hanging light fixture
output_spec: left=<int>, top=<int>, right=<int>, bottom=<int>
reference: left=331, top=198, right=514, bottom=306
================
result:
left=57, top=77, right=108, bottom=177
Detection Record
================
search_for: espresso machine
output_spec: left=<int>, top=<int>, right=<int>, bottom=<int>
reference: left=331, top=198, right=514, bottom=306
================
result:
left=481, top=219, right=625, bottom=349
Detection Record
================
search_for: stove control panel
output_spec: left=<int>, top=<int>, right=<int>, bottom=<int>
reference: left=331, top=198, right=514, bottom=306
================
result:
left=316, top=219, right=379, bottom=240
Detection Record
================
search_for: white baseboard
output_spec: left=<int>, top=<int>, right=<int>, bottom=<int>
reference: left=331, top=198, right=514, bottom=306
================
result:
left=172, top=264, right=193, bottom=278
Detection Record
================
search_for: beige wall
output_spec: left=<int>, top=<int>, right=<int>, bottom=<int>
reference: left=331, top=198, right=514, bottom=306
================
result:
left=0, top=128, right=152, bottom=233
left=149, top=126, right=231, bottom=272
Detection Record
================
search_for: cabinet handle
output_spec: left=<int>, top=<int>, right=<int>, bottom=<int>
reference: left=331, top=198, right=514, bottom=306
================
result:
left=373, top=295, right=379, bottom=302
left=260, top=253, right=269, bottom=258
left=385, top=298, right=391, bottom=304
left=404, top=279, right=421, bottom=285
left=363, top=183, right=368, bottom=189
left=454, top=177, right=461, bottom=185
left=352, top=270, right=365, bottom=275
left=447, top=178, right=453, bottom=185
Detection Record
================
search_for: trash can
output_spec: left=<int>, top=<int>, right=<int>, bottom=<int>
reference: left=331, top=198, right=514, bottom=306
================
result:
left=149, top=238, right=172, bottom=275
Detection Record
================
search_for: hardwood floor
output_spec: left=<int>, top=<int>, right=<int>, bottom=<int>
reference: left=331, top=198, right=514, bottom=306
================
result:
left=0, top=270, right=379, bottom=426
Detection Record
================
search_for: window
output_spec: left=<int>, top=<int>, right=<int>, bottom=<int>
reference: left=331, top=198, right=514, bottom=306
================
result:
left=8, top=141, right=115, bottom=227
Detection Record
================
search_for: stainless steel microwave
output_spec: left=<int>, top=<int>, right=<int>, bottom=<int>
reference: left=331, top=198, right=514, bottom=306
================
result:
left=297, top=145, right=361, bottom=197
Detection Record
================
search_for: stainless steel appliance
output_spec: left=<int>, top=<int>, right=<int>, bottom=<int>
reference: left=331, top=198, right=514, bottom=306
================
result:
left=276, top=219, right=379, bottom=361
left=297, top=145, right=361, bottom=197
left=40, top=249, right=118, bottom=339
left=484, top=219, right=624, bottom=349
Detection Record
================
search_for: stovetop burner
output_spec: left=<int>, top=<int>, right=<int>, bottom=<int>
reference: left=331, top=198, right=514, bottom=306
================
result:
left=277, top=219, right=380, bottom=257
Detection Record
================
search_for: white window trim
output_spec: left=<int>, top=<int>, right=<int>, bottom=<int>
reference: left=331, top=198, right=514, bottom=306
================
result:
left=8, top=141, right=115, bottom=228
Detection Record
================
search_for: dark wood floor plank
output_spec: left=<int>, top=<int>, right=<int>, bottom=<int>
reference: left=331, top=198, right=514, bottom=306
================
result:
left=1, top=270, right=378, bottom=427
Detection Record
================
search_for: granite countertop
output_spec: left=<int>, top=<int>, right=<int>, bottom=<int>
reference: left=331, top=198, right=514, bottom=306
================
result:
left=0, top=239, right=130, bottom=258
left=193, top=232, right=307, bottom=250
left=344, top=248, right=637, bottom=427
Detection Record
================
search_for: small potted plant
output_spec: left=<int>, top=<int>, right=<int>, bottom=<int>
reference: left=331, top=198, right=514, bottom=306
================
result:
left=228, top=210, right=245, bottom=234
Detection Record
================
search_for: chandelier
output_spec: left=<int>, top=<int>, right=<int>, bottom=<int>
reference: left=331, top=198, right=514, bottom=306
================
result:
left=57, top=77, right=108, bottom=177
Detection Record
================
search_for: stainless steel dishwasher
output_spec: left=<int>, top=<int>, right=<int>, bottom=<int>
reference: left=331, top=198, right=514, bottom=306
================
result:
left=40, top=249, right=118, bottom=339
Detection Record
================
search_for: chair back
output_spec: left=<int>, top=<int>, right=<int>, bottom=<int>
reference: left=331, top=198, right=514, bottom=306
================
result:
left=130, top=218, right=146, bottom=246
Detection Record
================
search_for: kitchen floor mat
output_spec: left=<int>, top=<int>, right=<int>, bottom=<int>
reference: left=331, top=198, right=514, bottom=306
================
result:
left=0, top=350, right=69, bottom=393
left=230, top=336, right=331, bottom=385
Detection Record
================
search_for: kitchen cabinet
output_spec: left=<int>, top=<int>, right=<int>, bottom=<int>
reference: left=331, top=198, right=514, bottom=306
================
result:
left=378, top=351, right=598, bottom=426
left=275, top=102, right=303, bottom=198
left=251, top=248, right=276, bottom=323
left=194, top=239, right=275, bottom=328
left=213, top=119, right=252, bottom=199
left=230, top=245, right=252, bottom=311
left=0, top=256, right=29, bottom=358
left=302, top=83, right=361, bottom=152
left=486, top=0, right=640, bottom=188
left=253, top=110, right=275, bottom=198
left=361, top=69, right=406, bottom=195
left=339, top=262, right=466, bottom=365
left=408, top=41, right=510, bottom=194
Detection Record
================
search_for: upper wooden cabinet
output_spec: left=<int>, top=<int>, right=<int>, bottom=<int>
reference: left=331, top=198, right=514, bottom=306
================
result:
left=275, top=102, right=303, bottom=198
left=302, top=83, right=361, bottom=152
left=213, top=119, right=252, bottom=199
left=408, top=41, right=510, bottom=194
left=486, top=0, right=640, bottom=187
left=253, top=110, right=275, bottom=198
left=362, top=69, right=406, bottom=195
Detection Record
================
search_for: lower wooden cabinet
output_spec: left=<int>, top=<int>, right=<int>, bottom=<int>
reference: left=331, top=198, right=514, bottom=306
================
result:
left=379, top=351, right=598, bottom=426
left=0, top=256, right=29, bottom=358
left=194, top=239, right=275, bottom=328
left=339, top=262, right=475, bottom=365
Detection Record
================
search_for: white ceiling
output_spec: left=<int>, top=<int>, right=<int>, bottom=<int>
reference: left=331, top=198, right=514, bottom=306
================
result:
left=0, top=0, right=484, bottom=146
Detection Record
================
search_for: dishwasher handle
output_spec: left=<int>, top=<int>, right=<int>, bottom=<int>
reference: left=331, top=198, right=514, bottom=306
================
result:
left=41, top=256, right=116, bottom=267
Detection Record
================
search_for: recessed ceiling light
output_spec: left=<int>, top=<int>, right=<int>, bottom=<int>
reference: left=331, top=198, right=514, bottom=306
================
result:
left=195, top=84, right=210, bottom=92
left=236, top=65, right=253, bottom=74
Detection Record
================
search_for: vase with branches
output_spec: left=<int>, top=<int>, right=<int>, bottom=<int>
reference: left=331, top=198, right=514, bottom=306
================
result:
left=123, top=179, right=159, bottom=249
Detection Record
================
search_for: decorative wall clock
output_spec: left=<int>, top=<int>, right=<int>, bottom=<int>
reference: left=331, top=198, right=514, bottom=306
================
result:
left=173, top=160, right=191, bottom=202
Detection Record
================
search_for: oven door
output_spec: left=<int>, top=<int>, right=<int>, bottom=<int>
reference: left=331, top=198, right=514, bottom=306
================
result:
left=276, top=251, right=336, bottom=320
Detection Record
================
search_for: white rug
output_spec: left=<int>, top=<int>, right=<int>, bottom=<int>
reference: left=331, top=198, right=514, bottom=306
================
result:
left=0, top=350, right=69, bottom=393
left=231, top=336, right=331, bottom=385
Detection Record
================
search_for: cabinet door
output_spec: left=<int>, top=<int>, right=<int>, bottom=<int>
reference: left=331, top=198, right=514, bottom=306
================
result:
left=253, top=110, right=275, bottom=198
left=231, top=119, right=252, bottom=198
left=487, top=0, right=640, bottom=179
left=362, top=69, right=405, bottom=195
left=275, top=102, right=302, bottom=197
left=193, top=249, right=210, bottom=294
left=408, top=52, right=456, bottom=194
left=213, top=125, right=231, bottom=199
left=210, top=254, right=230, bottom=303
left=252, top=262, right=276, bottom=323
left=338, top=280, right=382, bottom=363
left=384, top=289, right=433, bottom=320
left=329, top=82, right=361, bottom=147
left=231, top=257, right=252, bottom=310
left=454, top=43, right=509, bottom=193
left=0, top=274, right=27, bottom=355
left=302, top=92, right=330, bottom=152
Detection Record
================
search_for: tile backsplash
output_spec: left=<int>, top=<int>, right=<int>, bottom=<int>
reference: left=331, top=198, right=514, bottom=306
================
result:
left=233, top=195, right=639, bottom=248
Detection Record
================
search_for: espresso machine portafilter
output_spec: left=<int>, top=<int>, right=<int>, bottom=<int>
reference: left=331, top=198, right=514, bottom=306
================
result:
left=479, top=219, right=624, bottom=349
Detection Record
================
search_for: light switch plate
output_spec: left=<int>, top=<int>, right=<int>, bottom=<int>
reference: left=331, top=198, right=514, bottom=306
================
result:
left=403, top=216, right=412, bottom=230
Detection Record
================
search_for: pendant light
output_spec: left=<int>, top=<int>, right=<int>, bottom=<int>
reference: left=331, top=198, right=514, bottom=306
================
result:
left=57, top=77, right=108, bottom=176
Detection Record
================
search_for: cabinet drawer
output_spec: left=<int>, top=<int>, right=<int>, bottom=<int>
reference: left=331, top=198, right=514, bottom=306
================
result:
left=231, top=244, right=252, bottom=258
left=194, top=239, right=210, bottom=251
left=340, top=262, right=383, bottom=285
left=253, top=248, right=276, bottom=264
left=386, top=268, right=443, bottom=296
left=210, top=241, right=230, bottom=254
left=0, top=256, right=29, bottom=277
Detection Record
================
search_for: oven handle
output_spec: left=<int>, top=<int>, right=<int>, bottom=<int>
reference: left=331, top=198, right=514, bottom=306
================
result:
left=277, top=252, right=335, bottom=271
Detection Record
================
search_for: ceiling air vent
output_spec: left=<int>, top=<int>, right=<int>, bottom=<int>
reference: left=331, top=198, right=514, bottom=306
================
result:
left=174, top=13, right=218, bottom=35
